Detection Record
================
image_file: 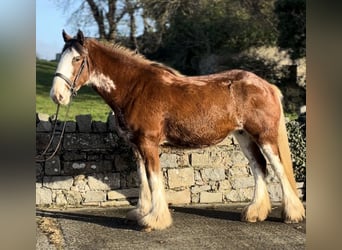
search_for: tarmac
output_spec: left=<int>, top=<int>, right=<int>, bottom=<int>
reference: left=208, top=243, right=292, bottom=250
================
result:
left=36, top=203, right=306, bottom=250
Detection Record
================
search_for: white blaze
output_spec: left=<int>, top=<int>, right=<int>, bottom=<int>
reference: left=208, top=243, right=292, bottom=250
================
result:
left=50, top=48, right=80, bottom=105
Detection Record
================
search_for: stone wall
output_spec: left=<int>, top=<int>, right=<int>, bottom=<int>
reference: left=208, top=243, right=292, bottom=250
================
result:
left=36, top=113, right=305, bottom=207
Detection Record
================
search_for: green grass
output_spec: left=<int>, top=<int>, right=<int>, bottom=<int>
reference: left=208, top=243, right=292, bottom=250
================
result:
left=36, top=59, right=112, bottom=121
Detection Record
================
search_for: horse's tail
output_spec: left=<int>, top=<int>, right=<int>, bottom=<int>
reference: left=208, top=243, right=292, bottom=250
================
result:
left=272, top=85, right=298, bottom=195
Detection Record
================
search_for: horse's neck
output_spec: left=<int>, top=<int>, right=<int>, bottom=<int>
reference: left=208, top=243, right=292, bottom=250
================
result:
left=87, top=44, right=142, bottom=109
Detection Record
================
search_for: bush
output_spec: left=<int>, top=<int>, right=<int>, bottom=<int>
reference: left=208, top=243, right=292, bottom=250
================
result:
left=231, top=46, right=293, bottom=84
left=286, top=117, right=306, bottom=182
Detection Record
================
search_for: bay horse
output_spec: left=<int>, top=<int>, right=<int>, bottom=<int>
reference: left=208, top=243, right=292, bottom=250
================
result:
left=50, top=30, right=305, bottom=231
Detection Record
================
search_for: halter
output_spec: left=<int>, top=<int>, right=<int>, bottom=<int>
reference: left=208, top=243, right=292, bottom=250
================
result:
left=36, top=56, right=87, bottom=163
left=54, top=57, right=87, bottom=96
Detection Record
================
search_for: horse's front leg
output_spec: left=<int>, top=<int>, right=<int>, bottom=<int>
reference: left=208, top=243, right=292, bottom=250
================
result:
left=126, top=150, right=151, bottom=221
left=136, top=139, right=172, bottom=231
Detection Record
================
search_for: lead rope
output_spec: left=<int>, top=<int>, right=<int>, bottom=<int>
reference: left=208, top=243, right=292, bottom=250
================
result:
left=35, top=100, right=72, bottom=163
left=36, top=57, right=86, bottom=163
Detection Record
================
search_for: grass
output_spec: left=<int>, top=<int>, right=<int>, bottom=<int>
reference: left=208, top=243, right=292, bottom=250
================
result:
left=36, top=59, right=112, bottom=121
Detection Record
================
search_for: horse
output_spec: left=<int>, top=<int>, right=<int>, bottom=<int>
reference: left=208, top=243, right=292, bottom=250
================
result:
left=50, top=30, right=305, bottom=231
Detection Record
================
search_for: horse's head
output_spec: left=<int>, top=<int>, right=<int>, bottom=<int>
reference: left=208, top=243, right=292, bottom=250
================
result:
left=50, top=30, right=89, bottom=105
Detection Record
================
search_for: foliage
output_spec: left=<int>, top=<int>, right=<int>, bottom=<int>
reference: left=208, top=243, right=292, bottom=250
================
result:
left=295, top=57, right=306, bottom=88
left=150, top=0, right=279, bottom=75
left=225, top=46, right=293, bottom=85
left=286, top=118, right=306, bottom=182
left=36, top=59, right=111, bottom=121
left=55, top=0, right=306, bottom=76
left=275, top=0, right=306, bottom=60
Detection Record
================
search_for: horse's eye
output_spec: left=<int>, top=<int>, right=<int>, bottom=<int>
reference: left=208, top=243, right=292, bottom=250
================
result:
left=72, top=56, right=82, bottom=62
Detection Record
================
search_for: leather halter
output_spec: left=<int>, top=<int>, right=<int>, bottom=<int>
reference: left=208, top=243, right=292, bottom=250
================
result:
left=53, top=57, right=87, bottom=96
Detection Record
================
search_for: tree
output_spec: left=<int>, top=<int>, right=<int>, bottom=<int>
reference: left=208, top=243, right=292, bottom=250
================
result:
left=275, top=0, right=306, bottom=59
left=56, top=0, right=140, bottom=47
left=148, top=0, right=279, bottom=74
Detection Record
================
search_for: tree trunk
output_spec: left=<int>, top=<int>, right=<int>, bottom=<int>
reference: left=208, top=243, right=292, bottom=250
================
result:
left=126, top=0, right=138, bottom=50
left=86, top=0, right=106, bottom=39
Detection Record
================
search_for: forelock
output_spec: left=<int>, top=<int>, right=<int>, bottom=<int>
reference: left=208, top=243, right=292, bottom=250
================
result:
left=62, top=39, right=86, bottom=55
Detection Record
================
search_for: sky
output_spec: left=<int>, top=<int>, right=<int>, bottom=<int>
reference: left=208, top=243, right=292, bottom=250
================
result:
left=36, top=0, right=71, bottom=60
left=36, top=0, right=142, bottom=61
left=36, top=0, right=94, bottom=60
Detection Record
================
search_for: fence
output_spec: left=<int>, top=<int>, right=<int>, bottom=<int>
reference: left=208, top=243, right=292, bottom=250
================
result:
left=36, top=113, right=305, bottom=207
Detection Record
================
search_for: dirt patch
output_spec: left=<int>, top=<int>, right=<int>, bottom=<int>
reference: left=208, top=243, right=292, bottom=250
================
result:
left=37, top=216, right=64, bottom=249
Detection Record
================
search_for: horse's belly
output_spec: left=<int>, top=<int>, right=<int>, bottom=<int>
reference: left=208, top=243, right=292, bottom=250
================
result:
left=164, top=118, right=232, bottom=148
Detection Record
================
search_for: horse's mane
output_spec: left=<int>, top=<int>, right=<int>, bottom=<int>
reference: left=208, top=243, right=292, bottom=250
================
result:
left=87, top=38, right=183, bottom=77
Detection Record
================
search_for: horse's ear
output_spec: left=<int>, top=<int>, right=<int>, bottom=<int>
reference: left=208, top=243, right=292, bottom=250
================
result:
left=77, top=30, right=85, bottom=46
left=62, top=30, right=72, bottom=42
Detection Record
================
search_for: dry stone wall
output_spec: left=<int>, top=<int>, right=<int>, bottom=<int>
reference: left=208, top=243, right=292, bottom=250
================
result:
left=36, top=113, right=305, bottom=207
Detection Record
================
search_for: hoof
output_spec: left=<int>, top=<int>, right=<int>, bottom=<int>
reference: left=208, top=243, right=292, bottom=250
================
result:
left=126, top=208, right=146, bottom=221
left=138, top=209, right=172, bottom=230
left=282, top=198, right=306, bottom=223
left=241, top=201, right=271, bottom=223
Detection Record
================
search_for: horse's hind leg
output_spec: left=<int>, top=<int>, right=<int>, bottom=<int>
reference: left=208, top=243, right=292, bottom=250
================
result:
left=233, top=131, right=271, bottom=222
left=260, top=143, right=305, bottom=223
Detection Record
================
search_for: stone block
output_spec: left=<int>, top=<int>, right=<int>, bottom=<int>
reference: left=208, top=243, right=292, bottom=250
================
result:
left=216, top=136, right=232, bottom=146
left=36, top=163, right=43, bottom=177
left=230, top=176, right=254, bottom=189
left=191, top=193, right=200, bottom=203
left=267, top=183, right=282, bottom=202
left=37, top=113, right=50, bottom=122
left=36, top=188, right=52, bottom=205
left=201, top=168, right=225, bottom=181
left=88, top=173, right=120, bottom=190
left=87, top=154, right=101, bottom=161
left=44, top=156, right=61, bottom=175
left=82, top=191, right=106, bottom=203
left=208, top=151, right=224, bottom=167
left=126, top=171, right=138, bottom=188
left=191, top=185, right=211, bottom=194
left=36, top=133, right=59, bottom=153
left=231, top=151, right=249, bottom=167
left=200, top=192, right=222, bottom=203
left=114, top=154, right=130, bottom=171
left=65, top=121, right=76, bottom=132
left=62, top=152, right=87, bottom=161
left=36, top=121, right=52, bottom=132
left=43, top=176, right=73, bottom=190
left=71, top=175, right=90, bottom=192
left=166, top=189, right=191, bottom=204
left=107, top=188, right=139, bottom=200
left=92, top=121, right=107, bottom=133
left=100, top=200, right=131, bottom=207
left=218, top=180, right=232, bottom=191
left=160, top=153, right=178, bottom=169
left=63, top=133, right=114, bottom=150
left=107, top=113, right=116, bottom=132
left=76, top=114, right=92, bottom=132
left=168, top=168, right=194, bottom=188
left=228, top=166, right=250, bottom=177
left=64, top=190, right=82, bottom=206
left=225, top=188, right=253, bottom=202
left=191, top=153, right=209, bottom=166
left=63, top=160, right=113, bottom=175
left=55, top=191, right=67, bottom=205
